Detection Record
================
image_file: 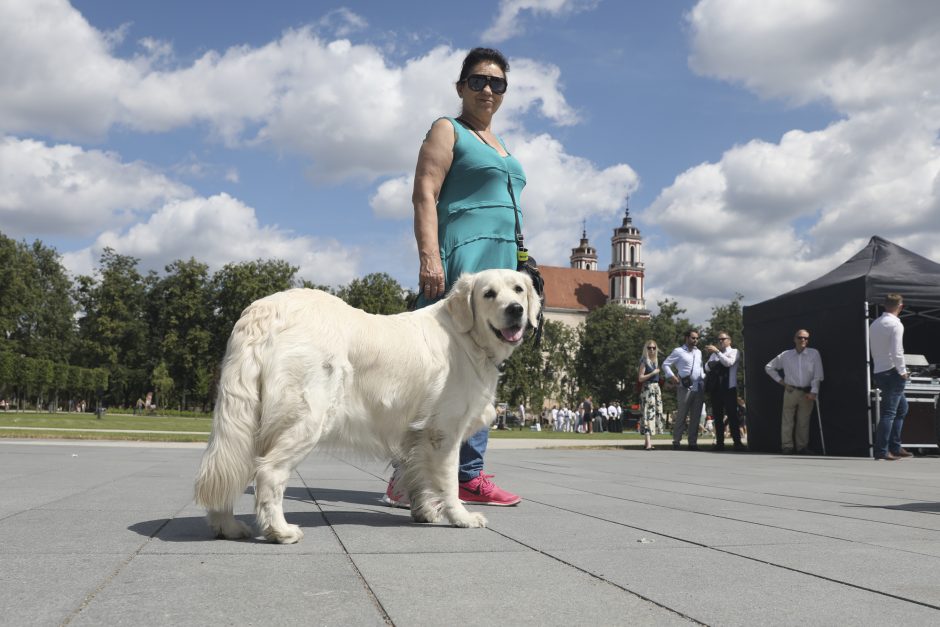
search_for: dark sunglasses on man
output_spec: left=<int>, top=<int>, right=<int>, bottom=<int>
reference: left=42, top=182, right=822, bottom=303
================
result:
left=462, top=74, right=507, bottom=94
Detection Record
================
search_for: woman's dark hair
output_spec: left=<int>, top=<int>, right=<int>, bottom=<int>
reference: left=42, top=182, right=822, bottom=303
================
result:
left=458, top=47, right=509, bottom=82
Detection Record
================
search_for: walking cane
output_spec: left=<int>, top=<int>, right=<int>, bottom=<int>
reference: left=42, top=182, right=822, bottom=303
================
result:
left=815, top=396, right=827, bottom=456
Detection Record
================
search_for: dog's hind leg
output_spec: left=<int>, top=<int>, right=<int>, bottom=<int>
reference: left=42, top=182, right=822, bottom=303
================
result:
left=254, top=420, right=319, bottom=544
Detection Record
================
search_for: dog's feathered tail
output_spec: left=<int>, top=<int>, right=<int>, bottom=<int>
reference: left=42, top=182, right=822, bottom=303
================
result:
left=194, top=301, right=272, bottom=515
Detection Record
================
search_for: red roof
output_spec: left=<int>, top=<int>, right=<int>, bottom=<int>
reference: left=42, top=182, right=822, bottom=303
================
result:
left=539, top=265, right=608, bottom=312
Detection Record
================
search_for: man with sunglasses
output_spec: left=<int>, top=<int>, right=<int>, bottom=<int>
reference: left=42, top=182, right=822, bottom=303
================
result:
left=764, top=330, right=824, bottom=455
left=704, top=331, right=745, bottom=451
left=662, top=329, right=705, bottom=451
left=869, top=293, right=911, bottom=461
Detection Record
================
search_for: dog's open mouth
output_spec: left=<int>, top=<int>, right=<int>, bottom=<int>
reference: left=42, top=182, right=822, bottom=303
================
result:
left=492, top=323, right=525, bottom=344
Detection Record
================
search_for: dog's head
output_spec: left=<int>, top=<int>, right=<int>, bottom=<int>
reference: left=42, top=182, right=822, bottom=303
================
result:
left=446, top=269, right=541, bottom=356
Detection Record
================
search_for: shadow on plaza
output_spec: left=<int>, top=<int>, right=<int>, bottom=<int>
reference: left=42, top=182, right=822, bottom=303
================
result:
left=848, top=501, right=940, bottom=514
left=128, top=486, right=414, bottom=542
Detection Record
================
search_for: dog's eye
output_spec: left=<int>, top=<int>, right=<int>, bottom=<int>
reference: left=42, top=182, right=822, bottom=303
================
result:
left=483, top=289, right=497, bottom=299
left=514, top=285, right=524, bottom=293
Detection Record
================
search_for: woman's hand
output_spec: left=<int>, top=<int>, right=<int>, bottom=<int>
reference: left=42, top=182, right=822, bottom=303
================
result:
left=419, top=254, right=445, bottom=300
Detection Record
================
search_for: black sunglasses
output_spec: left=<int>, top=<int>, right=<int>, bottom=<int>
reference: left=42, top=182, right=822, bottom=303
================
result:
left=462, top=74, right=507, bottom=94
left=796, top=336, right=809, bottom=340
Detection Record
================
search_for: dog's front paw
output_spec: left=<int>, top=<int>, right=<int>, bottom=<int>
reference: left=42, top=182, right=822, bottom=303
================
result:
left=448, top=509, right=487, bottom=528
left=266, top=524, right=304, bottom=544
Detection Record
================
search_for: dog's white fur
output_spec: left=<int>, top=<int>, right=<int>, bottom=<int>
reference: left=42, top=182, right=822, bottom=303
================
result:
left=194, top=269, right=539, bottom=543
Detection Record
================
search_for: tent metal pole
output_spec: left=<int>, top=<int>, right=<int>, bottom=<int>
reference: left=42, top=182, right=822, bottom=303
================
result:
left=865, top=300, right=874, bottom=458
left=815, top=397, right=826, bottom=455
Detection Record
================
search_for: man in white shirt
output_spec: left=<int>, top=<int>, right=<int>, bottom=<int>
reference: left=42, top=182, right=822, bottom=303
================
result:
left=869, top=293, right=911, bottom=461
left=597, top=402, right=608, bottom=432
left=704, top=331, right=744, bottom=451
left=764, top=329, right=824, bottom=454
left=663, top=329, right=705, bottom=451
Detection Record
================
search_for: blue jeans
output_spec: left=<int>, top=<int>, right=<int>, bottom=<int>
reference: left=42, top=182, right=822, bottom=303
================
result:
left=873, top=370, right=908, bottom=458
left=458, top=427, right=488, bottom=482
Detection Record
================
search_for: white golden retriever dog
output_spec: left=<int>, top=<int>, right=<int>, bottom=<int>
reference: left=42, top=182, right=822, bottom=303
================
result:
left=194, top=269, right=539, bottom=543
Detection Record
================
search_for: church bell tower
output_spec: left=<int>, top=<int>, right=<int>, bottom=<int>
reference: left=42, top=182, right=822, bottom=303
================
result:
left=608, top=200, right=645, bottom=311
left=569, top=221, right=598, bottom=271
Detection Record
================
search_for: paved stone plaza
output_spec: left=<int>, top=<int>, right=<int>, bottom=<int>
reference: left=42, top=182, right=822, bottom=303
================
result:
left=1, top=439, right=939, bottom=626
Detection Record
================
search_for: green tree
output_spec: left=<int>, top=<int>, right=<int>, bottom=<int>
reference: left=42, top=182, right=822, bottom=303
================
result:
left=74, top=248, right=150, bottom=405
left=149, top=258, right=213, bottom=410
left=51, top=361, right=70, bottom=412
left=0, top=345, right=14, bottom=401
left=0, top=233, right=35, bottom=349
left=211, top=259, right=298, bottom=358
left=648, top=299, right=693, bottom=354
left=151, top=361, right=174, bottom=410
left=337, top=273, right=408, bottom=314
left=541, top=320, right=579, bottom=407
left=498, top=332, right=545, bottom=409
left=0, top=234, right=77, bottom=360
left=22, top=242, right=77, bottom=361
left=576, top=305, right=650, bottom=404
left=703, top=293, right=745, bottom=390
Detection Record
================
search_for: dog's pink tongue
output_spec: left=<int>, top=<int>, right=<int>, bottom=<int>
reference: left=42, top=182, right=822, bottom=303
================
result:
left=501, top=326, right=524, bottom=343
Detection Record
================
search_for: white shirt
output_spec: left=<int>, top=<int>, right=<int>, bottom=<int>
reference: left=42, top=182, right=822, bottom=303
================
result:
left=662, top=345, right=704, bottom=383
left=764, top=347, right=824, bottom=394
left=607, top=404, right=616, bottom=417
left=869, top=312, right=906, bottom=376
left=705, top=347, right=740, bottom=389
left=598, top=405, right=608, bottom=417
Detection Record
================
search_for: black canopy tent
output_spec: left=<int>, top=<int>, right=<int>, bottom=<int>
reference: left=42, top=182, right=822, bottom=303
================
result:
left=743, top=236, right=940, bottom=457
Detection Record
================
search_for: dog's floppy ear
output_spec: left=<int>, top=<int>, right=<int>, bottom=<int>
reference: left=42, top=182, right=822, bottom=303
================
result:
left=446, top=273, right=475, bottom=333
left=525, top=273, right=542, bottom=329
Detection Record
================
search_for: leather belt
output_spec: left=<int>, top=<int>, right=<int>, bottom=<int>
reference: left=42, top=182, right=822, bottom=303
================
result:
left=785, top=384, right=811, bottom=393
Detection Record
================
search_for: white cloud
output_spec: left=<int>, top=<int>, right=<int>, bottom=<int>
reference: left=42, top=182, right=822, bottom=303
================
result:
left=686, top=0, right=940, bottom=113
left=482, top=0, right=598, bottom=44
left=509, top=133, right=638, bottom=265
left=317, top=8, right=368, bottom=38
left=0, top=0, right=606, bottom=292
left=370, top=175, right=413, bottom=219
left=0, top=136, right=191, bottom=237
left=0, top=0, right=131, bottom=139
left=0, top=2, right=579, bottom=182
left=61, top=193, right=359, bottom=287
left=635, top=0, right=940, bottom=322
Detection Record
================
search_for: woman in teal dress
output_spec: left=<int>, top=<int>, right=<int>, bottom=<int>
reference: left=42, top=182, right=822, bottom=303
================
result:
left=385, top=47, right=523, bottom=507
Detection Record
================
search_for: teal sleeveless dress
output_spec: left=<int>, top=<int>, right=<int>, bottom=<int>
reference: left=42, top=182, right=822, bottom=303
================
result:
left=416, top=117, right=526, bottom=307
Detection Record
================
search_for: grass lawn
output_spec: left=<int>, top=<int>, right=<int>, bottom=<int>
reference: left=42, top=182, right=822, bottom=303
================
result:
left=0, top=412, right=678, bottom=444
left=0, top=411, right=212, bottom=438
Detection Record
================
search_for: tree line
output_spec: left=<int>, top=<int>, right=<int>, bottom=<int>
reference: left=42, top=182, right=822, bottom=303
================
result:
left=0, top=230, right=742, bottom=414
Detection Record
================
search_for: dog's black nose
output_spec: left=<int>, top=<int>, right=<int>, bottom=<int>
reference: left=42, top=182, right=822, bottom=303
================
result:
left=506, top=302, right=524, bottom=319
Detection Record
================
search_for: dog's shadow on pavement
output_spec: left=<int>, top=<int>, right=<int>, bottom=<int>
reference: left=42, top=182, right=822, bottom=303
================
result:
left=128, top=487, right=416, bottom=543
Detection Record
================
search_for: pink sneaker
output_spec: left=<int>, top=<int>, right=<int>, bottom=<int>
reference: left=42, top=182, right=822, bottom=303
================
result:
left=458, top=474, right=521, bottom=506
left=380, top=467, right=410, bottom=508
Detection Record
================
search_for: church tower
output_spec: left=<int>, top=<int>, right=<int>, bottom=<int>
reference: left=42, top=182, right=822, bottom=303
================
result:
left=608, top=200, right=646, bottom=311
left=569, top=222, right=598, bottom=270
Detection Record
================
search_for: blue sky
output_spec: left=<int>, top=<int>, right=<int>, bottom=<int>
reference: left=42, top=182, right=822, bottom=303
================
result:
left=2, top=0, right=938, bottom=322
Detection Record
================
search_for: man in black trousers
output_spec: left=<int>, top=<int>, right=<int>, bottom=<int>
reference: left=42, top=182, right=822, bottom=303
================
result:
left=704, top=331, right=745, bottom=451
